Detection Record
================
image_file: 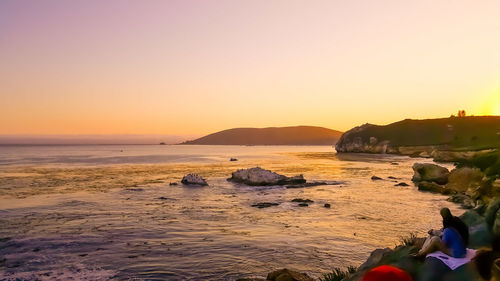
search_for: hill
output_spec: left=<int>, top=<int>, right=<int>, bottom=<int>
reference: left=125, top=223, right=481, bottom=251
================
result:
left=181, top=126, right=343, bottom=145
left=335, top=116, right=500, bottom=155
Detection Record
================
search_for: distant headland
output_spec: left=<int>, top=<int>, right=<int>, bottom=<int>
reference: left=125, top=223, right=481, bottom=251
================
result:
left=180, top=126, right=343, bottom=145
left=335, top=115, right=500, bottom=161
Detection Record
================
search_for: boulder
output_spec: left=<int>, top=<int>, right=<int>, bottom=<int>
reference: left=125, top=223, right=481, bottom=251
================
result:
left=411, top=163, right=450, bottom=185
left=266, top=268, right=314, bottom=281
left=357, top=248, right=393, bottom=272
left=228, top=167, right=306, bottom=186
left=446, top=167, right=484, bottom=193
left=417, top=181, right=451, bottom=194
left=181, top=174, right=208, bottom=186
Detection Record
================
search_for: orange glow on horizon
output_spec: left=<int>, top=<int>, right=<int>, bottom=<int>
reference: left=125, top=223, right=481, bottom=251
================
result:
left=1, top=1, right=499, bottom=135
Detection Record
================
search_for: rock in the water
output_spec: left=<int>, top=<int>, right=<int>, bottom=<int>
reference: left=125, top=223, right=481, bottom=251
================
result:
left=298, top=203, right=309, bottom=207
left=412, top=163, right=450, bottom=185
left=395, top=182, right=410, bottom=186
left=169, top=182, right=178, bottom=186
left=228, top=167, right=306, bottom=186
left=285, top=181, right=344, bottom=188
left=324, top=203, right=331, bottom=208
left=266, top=268, right=315, bottom=281
left=181, top=174, right=208, bottom=186
left=291, top=198, right=314, bottom=203
left=371, top=176, right=383, bottom=180
left=230, top=158, right=238, bottom=161
left=251, top=202, right=279, bottom=208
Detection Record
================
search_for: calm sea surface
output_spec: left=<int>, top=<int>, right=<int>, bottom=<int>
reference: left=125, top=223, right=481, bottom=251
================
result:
left=0, top=145, right=462, bottom=280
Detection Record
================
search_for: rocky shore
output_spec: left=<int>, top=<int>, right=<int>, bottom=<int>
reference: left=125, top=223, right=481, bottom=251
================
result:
left=239, top=149, right=499, bottom=281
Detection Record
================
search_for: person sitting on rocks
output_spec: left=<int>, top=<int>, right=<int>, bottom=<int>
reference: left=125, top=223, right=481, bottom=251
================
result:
left=441, top=207, right=469, bottom=246
left=414, top=208, right=468, bottom=258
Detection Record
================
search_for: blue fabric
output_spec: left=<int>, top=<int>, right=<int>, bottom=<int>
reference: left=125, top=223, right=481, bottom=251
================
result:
left=442, top=227, right=466, bottom=258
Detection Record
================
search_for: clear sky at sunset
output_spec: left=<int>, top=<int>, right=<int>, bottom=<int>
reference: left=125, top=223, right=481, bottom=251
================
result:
left=1, top=0, right=499, bottom=135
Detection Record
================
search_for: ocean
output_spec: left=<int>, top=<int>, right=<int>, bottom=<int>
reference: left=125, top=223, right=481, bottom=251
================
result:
left=0, top=145, right=462, bottom=280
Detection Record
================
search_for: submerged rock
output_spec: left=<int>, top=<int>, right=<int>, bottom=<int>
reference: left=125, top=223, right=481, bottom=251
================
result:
left=298, top=203, right=309, bottom=207
left=251, top=202, right=279, bottom=208
left=324, top=203, right=331, bottom=208
left=395, top=182, right=410, bottom=186
left=181, top=174, right=208, bottom=186
left=230, top=158, right=238, bottom=161
left=266, top=268, right=314, bottom=281
left=285, top=181, right=343, bottom=188
left=371, top=176, right=383, bottom=180
left=228, top=167, right=305, bottom=186
left=412, top=163, right=450, bottom=185
left=291, top=198, right=314, bottom=203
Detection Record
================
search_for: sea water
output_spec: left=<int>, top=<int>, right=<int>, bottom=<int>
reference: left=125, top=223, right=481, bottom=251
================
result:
left=0, top=145, right=462, bottom=280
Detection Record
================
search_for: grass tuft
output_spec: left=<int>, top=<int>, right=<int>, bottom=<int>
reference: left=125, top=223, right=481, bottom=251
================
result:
left=320, top=266, right=357, bottom=281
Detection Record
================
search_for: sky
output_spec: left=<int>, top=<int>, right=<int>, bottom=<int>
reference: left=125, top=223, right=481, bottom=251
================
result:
left=1, top=0, right=499, bottom=136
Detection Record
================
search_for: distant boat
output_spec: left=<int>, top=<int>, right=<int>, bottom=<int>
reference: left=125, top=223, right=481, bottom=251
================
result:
left=159, top=142, right=166, bottom=145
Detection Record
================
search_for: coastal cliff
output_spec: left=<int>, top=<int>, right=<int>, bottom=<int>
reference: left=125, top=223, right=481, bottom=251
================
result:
left=335, top=116, right=500, bottom=159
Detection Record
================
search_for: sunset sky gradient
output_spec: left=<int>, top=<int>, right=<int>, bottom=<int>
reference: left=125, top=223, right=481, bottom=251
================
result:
left=1, top=0, right=499, bottom=135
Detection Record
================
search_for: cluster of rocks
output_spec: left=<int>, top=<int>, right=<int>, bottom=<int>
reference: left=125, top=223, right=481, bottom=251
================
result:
left=411, top=162, right=499, bottom=209
left=371, top=175, right=409, bottom=187
left=176, top=167, right=340, bottom=190
left=251, top=198, right=331, bottom=209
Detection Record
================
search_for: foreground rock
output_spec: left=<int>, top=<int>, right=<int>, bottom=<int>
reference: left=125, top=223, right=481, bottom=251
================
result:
left=236, top=268, right=314, bottom=281
left=181, top=174, right=208, bottom=186
left=411, top=163, right=449, bottom=185
left=228, top=167, right=306, bottom=186
left=267, top=268, right=314, bottom=281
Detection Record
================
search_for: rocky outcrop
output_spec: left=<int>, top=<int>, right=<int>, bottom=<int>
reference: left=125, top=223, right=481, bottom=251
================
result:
left=335, top=124, right=392, bottom=153
left=411, top=163, right=450, bottom=185
left=227, top=167, right=306, bottom=186
left=181, top=174, right=208, bottom=186
left=266, top=269, right=314, bottom=281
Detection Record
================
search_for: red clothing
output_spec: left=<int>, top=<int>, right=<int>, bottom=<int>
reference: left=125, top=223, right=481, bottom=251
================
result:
left=362, top=265, right=413, bottom=281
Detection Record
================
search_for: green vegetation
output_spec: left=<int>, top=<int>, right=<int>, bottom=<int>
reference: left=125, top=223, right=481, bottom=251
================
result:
left=320, top=266, right=357, bottom=281
left=348, top=116, right=500, bottom=151
left=457, top=149, right=500, bottom=177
